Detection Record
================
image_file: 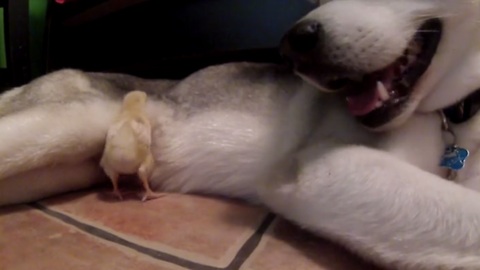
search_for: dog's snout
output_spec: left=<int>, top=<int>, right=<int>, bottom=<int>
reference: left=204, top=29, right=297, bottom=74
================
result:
left=285, top=20, right=322, bottom=53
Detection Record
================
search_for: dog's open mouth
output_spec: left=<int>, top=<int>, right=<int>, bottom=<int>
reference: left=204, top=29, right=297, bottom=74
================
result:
left=339, top=19, right=442, bottom=128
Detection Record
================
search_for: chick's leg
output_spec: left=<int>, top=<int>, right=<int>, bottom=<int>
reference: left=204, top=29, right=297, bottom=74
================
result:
left=103, top=166, right=122, bottom=200
left=138, top=153, right=166, bottom=201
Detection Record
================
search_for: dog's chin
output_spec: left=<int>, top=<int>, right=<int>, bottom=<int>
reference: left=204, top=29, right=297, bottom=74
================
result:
left=302, top=18, right=443, bottom=131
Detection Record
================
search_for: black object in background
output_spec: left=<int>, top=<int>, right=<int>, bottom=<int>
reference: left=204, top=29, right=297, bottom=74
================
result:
left=50, top=0, right=315, bottom=79
left=0, top=0, right=315, bottom=91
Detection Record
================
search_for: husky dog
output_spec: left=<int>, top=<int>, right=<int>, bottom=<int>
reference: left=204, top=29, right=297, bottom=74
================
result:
left=1, top=0, right=480, bottom=268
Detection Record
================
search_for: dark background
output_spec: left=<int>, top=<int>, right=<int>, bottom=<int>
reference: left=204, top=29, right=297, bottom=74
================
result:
left=1, top=0, right=315, bottom=89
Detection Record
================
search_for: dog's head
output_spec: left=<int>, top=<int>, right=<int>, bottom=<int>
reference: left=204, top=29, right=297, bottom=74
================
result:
left=282, top=0, right=480, bottom=130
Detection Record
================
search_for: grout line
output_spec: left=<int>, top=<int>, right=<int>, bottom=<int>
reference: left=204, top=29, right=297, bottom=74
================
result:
left=29, top=202, right=275, bottom=270
left=225, top=213, right=276, bottom=270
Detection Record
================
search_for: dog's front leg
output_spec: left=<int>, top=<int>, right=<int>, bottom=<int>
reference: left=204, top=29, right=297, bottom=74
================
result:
left=259, top=144, right=480, bottom=269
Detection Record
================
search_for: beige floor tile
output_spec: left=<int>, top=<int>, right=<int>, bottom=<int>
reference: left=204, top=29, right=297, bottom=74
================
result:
left=241, top=219, right=382, bottom=270
left=0, top=205, right=185, bottom=270
left=40, top=189, right=269, bottom=268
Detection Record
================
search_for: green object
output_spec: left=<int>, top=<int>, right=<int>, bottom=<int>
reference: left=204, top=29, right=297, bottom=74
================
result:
left=29, top=0, right=48, bottom=77
left=0, top=1, right=48, bottom=75
left=0, top=8, right=6, bottom=69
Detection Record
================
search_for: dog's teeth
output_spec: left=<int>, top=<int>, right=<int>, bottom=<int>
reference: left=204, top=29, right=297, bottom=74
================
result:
left=377, top=81, right=390, bottom=101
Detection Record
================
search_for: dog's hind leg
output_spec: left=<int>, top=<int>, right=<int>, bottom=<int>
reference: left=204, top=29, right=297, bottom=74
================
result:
left=0, top=161, right=104, bottom=205
left=0, top=100, right=119, bottom=205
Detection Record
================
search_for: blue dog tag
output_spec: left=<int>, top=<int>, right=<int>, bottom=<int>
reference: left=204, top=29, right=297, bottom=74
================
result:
left=440, top=145, right=469, bottom=171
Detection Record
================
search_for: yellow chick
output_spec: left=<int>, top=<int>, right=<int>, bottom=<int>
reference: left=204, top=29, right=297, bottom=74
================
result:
left=100, top=90, right=165, bottom=201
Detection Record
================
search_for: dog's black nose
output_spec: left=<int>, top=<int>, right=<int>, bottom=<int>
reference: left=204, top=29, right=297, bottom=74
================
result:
left=285, top=20, right=322, bottom=53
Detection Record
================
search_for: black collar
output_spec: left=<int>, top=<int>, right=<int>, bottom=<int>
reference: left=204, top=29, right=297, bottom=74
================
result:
left=442, top=89, right=480, bottom=124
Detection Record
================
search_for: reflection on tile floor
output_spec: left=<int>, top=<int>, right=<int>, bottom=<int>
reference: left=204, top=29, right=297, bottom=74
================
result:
left=0, top=188, right=385, bottom=270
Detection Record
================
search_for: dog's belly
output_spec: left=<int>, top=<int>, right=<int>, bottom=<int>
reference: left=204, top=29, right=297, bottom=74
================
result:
left=143, top=93, right=447, bottom=201
left=149, top=107, right=278, bottom=201
left=135, top=63, right=324, bottom=201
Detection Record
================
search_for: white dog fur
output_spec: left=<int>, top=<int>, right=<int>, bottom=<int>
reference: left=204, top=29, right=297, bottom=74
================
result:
left=1, top=0, right=480, bottom=269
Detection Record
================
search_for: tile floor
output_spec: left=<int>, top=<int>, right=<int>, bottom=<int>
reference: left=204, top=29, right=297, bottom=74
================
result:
left=0, top=187, right=382, bottom=270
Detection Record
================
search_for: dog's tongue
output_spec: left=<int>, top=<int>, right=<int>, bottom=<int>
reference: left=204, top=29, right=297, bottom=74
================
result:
left=346, top=67, right=395, bottom=116
left=346, top=84, right=380, bottom=116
